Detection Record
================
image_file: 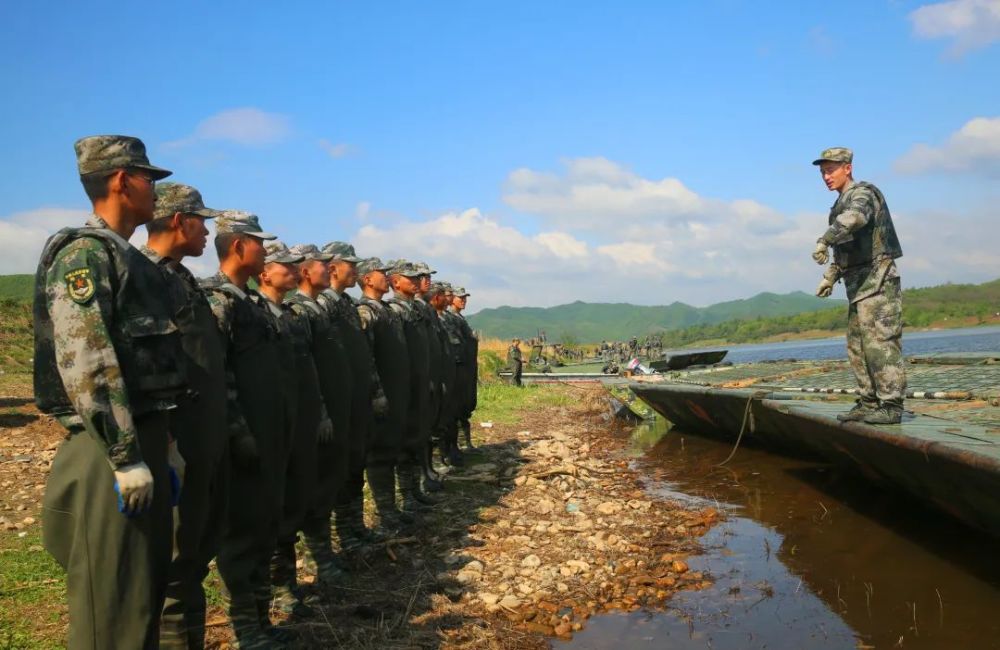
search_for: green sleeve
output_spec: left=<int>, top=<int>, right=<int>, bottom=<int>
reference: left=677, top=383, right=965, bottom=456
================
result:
left=46, top=238, right=141, bottom=468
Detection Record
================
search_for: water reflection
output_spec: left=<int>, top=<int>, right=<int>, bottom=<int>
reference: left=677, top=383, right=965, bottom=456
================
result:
left=566, top=418, right=1000, bottom=649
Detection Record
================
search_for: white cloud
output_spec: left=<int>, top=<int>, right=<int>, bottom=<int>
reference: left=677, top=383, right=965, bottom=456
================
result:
left=910, top=0, right=1000, bottom=55
left=0, top=207, right=91, bottom=274
left=165, top=108, right=291, bottom=148
left=895, top=116, right=1000, bottom=175
left=318, top=139, right=353, bottom=158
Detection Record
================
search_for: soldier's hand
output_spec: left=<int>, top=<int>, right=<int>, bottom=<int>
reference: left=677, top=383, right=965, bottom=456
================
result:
left=231, top=435, right=261, bottom=473
left=372, top=395, right=390, bottom=420
left=428, top=380, right=436, bottom=395
left=812, top=241, right=829, bottom=265
left=816, top=277, right=835, bottom=298
left=113, top=462, right=154, bottom=516
left=316, top=417, right=335, bottom=444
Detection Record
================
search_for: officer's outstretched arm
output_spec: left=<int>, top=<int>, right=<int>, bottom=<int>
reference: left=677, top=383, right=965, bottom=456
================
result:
left=47, top=240, right=142, bottom=469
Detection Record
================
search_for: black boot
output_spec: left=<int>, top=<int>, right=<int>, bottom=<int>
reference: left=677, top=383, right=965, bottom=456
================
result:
left=397, top=466, right=432, bottom=513
left=369, top=465, right=411, bottom=535
left=228, top=594, right=276, bottom=650
left=461, top=420, right=475, bottom=450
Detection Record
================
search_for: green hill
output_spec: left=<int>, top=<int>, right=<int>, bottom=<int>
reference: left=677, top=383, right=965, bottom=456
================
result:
left=468, top=291, right=847, bottom=341
left=0, top=275, right=33, bottom=302
left=659, top=278, right=1000, bottom=347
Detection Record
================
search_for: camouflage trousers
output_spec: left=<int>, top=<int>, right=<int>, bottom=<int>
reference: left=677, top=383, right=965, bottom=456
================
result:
left=846, top=277, right=906, bottom=408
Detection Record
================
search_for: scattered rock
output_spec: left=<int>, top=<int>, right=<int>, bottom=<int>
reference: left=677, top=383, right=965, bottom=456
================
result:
left=521, top=554, right=542, bottom=568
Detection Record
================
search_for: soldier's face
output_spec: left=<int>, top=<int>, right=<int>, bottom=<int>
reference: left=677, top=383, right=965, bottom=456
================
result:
left=263, top=262, right=298, bottom=291
left=820, top=162, right=852, bottom=192
left=392, top=274, right=418, bottom=296
left=179, top=214, right=210, bottom=257
left=331, top=260, right=358, bottom=287
left=418, top=275, right=431, bottom=292
left=305, top=260, right=331, bottom=289
left=240, top=236, right=267, bottom=275
left=118, top=169, right=157, bottom=224
left=452, top=296, right=466, bottom=311
left=366, top=271, right=389, bottom=293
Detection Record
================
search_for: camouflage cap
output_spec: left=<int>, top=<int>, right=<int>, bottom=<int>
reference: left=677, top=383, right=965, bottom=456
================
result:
left=214, top=210, right=277, bottom=240
left=264, top=240, right=304, bottom=265
left=288, top=244, right=334, bottom=262
left=357, top=257, right=393, bottom=276
left=153, top=182, right=218, bottom=220
left=74, top=135, right=172, bottom=179
left=428, top=281, right=451, bottom=295
left=321, top=241, right=362, bottom=263
left=413, top=261, right=437, bottom=276
left=812, top=147, right=853, bottom=165
left=389, top=259, right=423, bottom=277
left=452, top=287, right=470, bottom=297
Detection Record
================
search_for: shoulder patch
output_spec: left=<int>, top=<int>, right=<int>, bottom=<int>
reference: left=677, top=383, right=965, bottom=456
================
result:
left=64, top=268, right=96, bottom=304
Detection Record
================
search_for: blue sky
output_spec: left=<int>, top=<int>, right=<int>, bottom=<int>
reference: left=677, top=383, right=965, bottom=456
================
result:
left=2, top=0, right=998, bottom=311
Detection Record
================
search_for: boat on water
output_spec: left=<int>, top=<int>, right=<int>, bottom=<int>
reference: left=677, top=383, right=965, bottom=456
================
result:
left=629, top=352, right=1000, bottom=537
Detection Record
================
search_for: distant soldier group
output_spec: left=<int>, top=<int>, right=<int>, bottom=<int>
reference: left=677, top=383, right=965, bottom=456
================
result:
left=34, top=135, right=479, bottom=649
left=598, top=335, right=663, bottom=363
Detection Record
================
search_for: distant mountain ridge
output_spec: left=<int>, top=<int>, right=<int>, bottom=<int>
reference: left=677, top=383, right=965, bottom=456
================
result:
left=467, top=291, right=847, bottom=341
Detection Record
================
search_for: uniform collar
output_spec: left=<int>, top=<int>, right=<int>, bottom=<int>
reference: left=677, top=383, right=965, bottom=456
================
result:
left=86, top=214, right=131, bottom=249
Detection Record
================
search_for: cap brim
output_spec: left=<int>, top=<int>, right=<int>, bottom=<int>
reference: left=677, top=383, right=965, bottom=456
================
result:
left=333, top=255, right=363, bottom=263
left=246, top=231, right=278, bottom=241
left=187, top=208, right=219, bottom=219
left=134, top=163, right=173, bottom=180
left=812, top=158, right=849, bottom=165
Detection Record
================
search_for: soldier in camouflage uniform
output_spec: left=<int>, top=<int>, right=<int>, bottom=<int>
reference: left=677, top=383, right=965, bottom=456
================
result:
left=285, top=244, right=349, bottom=588
left=507, top=338, right=523, bottom=386
left=434, top=283, right=466, bottom=465
left=142, top=182, right=228, bottom=649
left=319, top=242, right=387, bottom=553
left=386, top=261, right=439, bottom=515
left=413, top=263, right=446, bottom=493
left=447, top=287, right=478, bottom=450
left=201, top=211, right=292, bottom=648
left=258, top=242, right=333, bottom=620
left=35, top=135, right=181, bottom=649
left=356, top=258, right=414, bottom=533
left=812, top=147, right=906, bottom=425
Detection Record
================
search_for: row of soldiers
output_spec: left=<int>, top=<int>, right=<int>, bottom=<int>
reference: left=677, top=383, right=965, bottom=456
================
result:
left=598, top=335, right=663, bottom=362
left=33, top=135, right=479, bottom=649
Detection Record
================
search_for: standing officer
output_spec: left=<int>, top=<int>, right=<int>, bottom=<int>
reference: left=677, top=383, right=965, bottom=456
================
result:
left=356, top=258, right=413, bottom=533
left=507, top=338, right=523, bottom=386
left=812, top=147, right=906, bottom=424
left=286, top=244, right=349, bottom=588
left=448, top=287, right=478, bottom=450
left=35, top=135, right=182, bottom=649
left=320, top=242, right=385, bottom=553
left=201, top=211, right=290, bottom=647
left=142, top=182, right=227, bottom=649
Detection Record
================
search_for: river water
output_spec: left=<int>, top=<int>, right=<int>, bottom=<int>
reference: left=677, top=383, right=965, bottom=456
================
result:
left=566, top=327, right=1000, bottom=649
left=699, top=324, right=1000, bottom=364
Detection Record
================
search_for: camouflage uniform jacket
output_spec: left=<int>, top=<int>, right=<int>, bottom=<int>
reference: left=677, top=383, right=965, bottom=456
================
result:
left=320, top=289, right=385, bottom=402
left=439, top=310, right=466, bottom=364
left=33, top=215, right=186, bottom=468
left=199, top=271, right=278, bottom=449
left=821, top=181, right=903, bottom=304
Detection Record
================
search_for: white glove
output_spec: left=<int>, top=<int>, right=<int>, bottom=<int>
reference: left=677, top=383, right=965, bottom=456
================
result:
left=114, top=462, right=154, bottom=516
left=816, top=277, right=834, bottom=298
left=167, top=440, right=186, bottom=486
left=316, top=417, right=334, bottom=444
left=812, top=241, right=829, bottom=265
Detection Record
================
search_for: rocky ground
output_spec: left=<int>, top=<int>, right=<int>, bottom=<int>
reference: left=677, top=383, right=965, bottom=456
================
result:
left=0, top=382, right=721, bottom=648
